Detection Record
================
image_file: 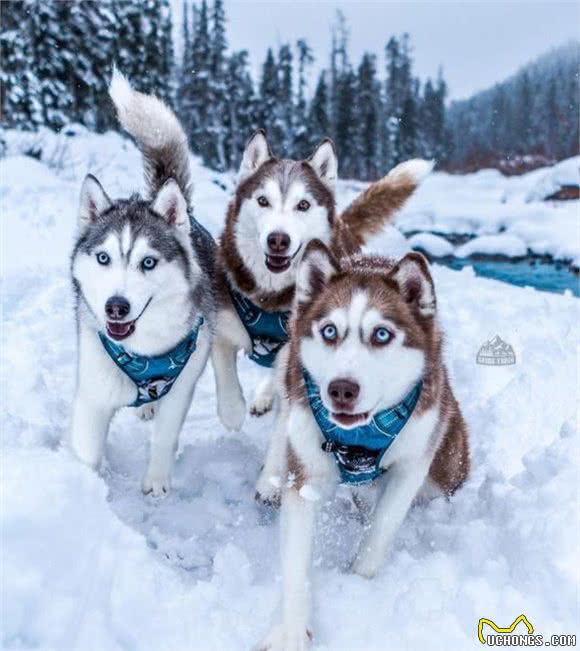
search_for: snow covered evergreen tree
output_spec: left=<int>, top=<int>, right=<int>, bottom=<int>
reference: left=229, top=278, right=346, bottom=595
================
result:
left=0, top=0, right=42, bottom=129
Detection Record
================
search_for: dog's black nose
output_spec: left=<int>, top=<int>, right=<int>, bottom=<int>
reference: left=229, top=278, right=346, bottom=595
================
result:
left=328, top=378, right=360, bottom=411
left=267, top=231, right=290, bottom=254
left=105, top=295, right=130, bottom=320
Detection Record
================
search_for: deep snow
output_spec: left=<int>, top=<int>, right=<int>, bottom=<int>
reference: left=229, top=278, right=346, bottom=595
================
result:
left=1, top=129, right=579, bottom=651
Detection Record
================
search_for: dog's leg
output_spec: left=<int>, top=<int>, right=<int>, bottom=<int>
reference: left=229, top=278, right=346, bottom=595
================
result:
left=255, top=398, right=288, bottom=507
left=211, top=335, right=246, bottom=431
left=212, top=309, right=251, bottom=431
left=137, top=403, right=156, bottom=421
left=257, top=488, right=317, bottom=651
left=352, top=458, right=430, bottom=578
left=250, top=371, right=276, bottom=417
left=142, top=331, right=210, bottom=496
left=70, top=392, right=114, bottom=469
left=258, top=405, right=335, bottom=651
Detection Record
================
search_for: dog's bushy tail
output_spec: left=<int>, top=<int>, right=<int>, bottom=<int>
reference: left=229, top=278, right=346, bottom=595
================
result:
left=109, top=68, right=192, bottom=204
left=340, top=159, right=433, bottom=247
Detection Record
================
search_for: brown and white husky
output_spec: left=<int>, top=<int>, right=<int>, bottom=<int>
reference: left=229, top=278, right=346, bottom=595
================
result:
left=258, top=242, right=469, bottom=651
left=211, top=130, right=432, bottom=501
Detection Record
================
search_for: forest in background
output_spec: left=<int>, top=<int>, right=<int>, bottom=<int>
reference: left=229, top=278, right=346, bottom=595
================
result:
left=1, top=0, right=578, bottom=179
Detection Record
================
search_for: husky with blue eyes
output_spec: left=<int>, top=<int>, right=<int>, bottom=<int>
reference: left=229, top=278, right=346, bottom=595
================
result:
left=258, top=242, right=469, bottom=651
left=69, top=71, right=215, bottom=495
left=213, top=130, right=432, bottom=503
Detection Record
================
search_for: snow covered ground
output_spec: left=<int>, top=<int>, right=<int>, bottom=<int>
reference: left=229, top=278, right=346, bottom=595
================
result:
left=391, top=156, right=580, bottom=267
left=1, top=129, right=579, bottom=650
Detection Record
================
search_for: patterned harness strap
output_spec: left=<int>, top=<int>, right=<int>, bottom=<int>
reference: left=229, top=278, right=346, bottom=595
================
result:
left=229, top=288, right=290, bottom=368
left=99, top=316, right=204, bottom=407
left=303, top=369, right=422, bottom=484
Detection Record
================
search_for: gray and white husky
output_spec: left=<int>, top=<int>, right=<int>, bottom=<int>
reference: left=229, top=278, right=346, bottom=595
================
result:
left=212, top=129, right=432, bottom=503
left=69, top=71, right=215, bottom=495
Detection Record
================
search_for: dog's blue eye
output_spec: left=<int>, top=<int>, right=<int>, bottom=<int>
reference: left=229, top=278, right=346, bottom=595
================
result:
left=141, top=256, right=157, bottom=271
left=321, top=324, right=338, bottom=342
left=373, top=327, right=391, bottom=345
left=96, top=252, right=110, bottom=265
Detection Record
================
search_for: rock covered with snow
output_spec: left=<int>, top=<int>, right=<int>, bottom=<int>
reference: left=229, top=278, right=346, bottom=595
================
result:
left=525, top=156, right=580, bottom=202
left=407, top=232, right=455, bottom=257
left=456, top=234, right=528, bottom=258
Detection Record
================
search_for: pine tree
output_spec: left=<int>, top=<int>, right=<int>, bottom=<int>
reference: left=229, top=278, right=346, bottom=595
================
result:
left=0, top=0, right=42, bottom=129
left=293, top=39, right=314, bottom=157
left=307, top=71, right=331, bottom=147
left=223, top=50, right=256, bottom=167
left=276, top=43, right=294, bottom=153
left=207, top=0, right=228, bottom=169
left=355, top=53, right=382, bottom=179
left=259, top=48, right=279, bottom=150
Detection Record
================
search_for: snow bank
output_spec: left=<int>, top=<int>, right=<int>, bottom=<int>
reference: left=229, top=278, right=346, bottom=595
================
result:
left=394, top=157, right=580, bottom=266
left=456, top=234, right=528, bottom=258
left=1, top=129, right=579, bottom=650
left=407, top=232, right=455, bottom=257
left=525, top=156, right=580, bottom=202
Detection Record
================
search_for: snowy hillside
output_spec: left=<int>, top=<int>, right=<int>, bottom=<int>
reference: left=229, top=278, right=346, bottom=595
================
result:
left=1, top=130, right=579, bottom=650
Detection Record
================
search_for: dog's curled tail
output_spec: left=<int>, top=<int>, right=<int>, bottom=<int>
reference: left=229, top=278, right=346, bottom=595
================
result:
left=340, top=159, right=433, bottom=247
left=109, top=67, right=192, bottom=204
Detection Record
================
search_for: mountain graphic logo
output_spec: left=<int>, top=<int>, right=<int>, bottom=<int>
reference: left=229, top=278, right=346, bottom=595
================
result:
left=476, top=335, right=516, bottom=366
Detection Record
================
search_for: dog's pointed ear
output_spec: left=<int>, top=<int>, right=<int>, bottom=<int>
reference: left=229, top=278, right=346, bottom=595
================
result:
left=238, top=129, right=272, bottom=182
left=151, top=179, right=189, bottom=233
left=79, top=174, right=112, bottom=225
left=390, top=252, right=436, bottom=318
left=308, top=139, right=337, bottom=192
left=296, top=240, right=339, bottom=304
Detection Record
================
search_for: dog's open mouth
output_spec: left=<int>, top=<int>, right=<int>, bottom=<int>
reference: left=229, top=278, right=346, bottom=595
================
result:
left=265, top=254, right=292, bottom=273
left=330, top=412, right=371, bottom=428
left=106, top=320, right=136, bottom=341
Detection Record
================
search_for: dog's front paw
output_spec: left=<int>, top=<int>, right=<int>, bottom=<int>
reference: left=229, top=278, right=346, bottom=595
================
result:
left=351, top=553, right=380, bottom=579
left=142, top=471, right=171, bottom=497
left=249, top=392, right=275, bottom=417
left=255, top=624, right=312, bottom=651
left=137, top=403, right=156, bottom=421
left=217, top=390, right=246, bottom=431
left=255, top=470, right=281, bottom=508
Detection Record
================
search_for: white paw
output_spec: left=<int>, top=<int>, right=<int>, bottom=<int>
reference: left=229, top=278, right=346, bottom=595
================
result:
left=250, top=391, right=275, bottom=417
left=142, top=471, right=171, bottom=497
left=137, top=403, right=156, bottom=421
left=351, top=554, right=379, bottom=579
left=255, top=624, right=312, bottom=651
left=255, top=470, right=281, bottom=508
left=217, top=390, right=246, bottom=431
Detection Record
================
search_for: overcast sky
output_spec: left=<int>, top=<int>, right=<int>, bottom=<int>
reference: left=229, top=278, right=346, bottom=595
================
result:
left=173, top=0, right=579, bottom=100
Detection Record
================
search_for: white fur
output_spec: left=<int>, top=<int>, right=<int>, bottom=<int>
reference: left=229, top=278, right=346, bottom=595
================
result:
left=109, top=68, right=187, bottom=155
left=300, top=289, right=425, bottom=418
left=238, top=131, right=271, bottom=183
left=388, top=158, right=434, bottom=184
left=70, top=223, right=209, bottom=494
left=261, top=283, right=446, bottom=649
left=151, top=179, right=190, bottom=232
left=233, top=177, right=332, bottom=295
left=308, top=140, right=337, bottom=191
left=79, top=175, right=111, bottom=225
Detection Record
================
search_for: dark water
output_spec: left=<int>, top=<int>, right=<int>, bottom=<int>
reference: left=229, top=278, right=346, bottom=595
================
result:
left=436, top=257, right=579, bottom=296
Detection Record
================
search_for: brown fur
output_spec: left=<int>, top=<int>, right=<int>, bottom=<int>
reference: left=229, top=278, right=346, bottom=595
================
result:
left=218, top=159, right=420, bottom=310
left=287, top=443, right=308, bottom=491
left=286, top=248, right=470, bottom=492
left=333, top=171, right=419, bottom=252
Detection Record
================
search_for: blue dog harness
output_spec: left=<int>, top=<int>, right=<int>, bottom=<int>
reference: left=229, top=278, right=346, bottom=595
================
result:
left=99, top=317, right=204, bottom=407
left=230, top=289, right=290, bottom=368
left=303, top=370, right=422, bottom=484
